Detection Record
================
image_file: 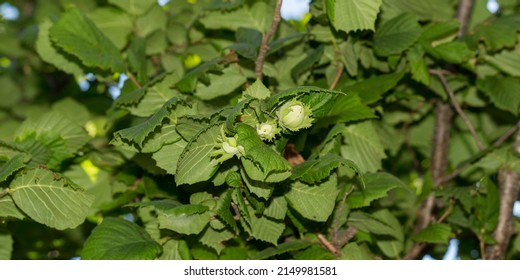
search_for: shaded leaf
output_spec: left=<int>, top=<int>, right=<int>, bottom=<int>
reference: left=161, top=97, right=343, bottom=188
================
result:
left=176, top=124, right=221, bottom=185
left=347, top=172, right=406, bottom=208
left=82, top=217, right=161, bottom=259
left=374, top=13, right=422, bottom=56
left=285, top=174, right=339, bottom=222
left=477, top=77, right=520, bottom=115
left=413, top=224, right=452, bottom=243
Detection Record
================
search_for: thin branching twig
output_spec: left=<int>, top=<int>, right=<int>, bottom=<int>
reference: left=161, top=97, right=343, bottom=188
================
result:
left=126, top=72, right=142, bottom=89
left=431, top=69, right=485, bottom=150
left=317, top=233, right=339, bottom=256
left=255, top=0, right=283, bottom=80
left=329, top=65, right=344, bottom=90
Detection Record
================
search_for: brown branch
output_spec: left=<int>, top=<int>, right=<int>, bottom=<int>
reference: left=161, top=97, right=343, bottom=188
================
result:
left=431, top=101, right=454, bottom=186
left=126, top=72, right=142, bottom=89
left=431, top=69, right=485, bottom=150
left=333, top=227, right=357, bottom=249
left=486, top=132, right=520, bottom=259
left=332, top=185, right=356, bottom=236
left=456, top=0, right=474, bottom=36
left=437, top=202, right=454, bottom=223
left=231, top=202, right=241, bottom=221
left=255, top=0, right=283, bottom=80
left=317, top=233, right=339, bottom=256
left=404, top=0, right=474, bottom=260
left=329, top=65, right=344, bottom=90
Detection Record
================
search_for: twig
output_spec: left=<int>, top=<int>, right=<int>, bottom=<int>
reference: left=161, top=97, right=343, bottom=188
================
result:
left=231, top=202, right=241, bottom=221
left=456, top=0, right=474, bottom=36
left=332, top=185, right=356, bottom=236
left=332, top=227, right=357, bottom=249
left=431, top=69, right=485, bottom=150
left=317, top=233, right=339, bottom=256
left=126, top=72, right=142, bottom=89
left=479, top=235, right=486, bottom=260
left=493, top=120, right=520, bottom=147
left=255, top=0, right=283, bottom=80
left=329, top=65, right=344, bottom=90
left=486, top=132, right=520, bottom=259
left=437, top=121, right=520, bottom=185
left=437, top=202, right=454, bottom=223
left=431, top=101, right=453, bottom=186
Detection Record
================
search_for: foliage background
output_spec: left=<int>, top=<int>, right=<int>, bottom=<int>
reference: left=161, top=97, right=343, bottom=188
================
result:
left=0, top=0, right=520, bottom=260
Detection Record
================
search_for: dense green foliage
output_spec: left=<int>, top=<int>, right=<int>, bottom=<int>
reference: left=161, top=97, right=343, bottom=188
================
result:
left=0, top=0, right=520, bottom=260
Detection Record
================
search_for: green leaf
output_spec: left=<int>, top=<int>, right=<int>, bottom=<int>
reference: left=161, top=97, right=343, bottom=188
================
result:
left=108, top=0, right=157, bottom=16
left=243, top=79, right=271, bottom=100
left=142, top=123, right=182, bottom=153
left=9, top=167, right=94, bottom=230
left=176, top=116, right=210, bottom=142
left=347, top=172, right=406, bottom=208
left=215, top=189, right=238, bottom=231
left=340, top=243, right=375, bottom=260
left=0, top=196, right=26, bottom=220
left=112, top=98, right=184, bottom=149
left=176, top=124, right=221, bottom=185
left=472, top=15, right=520, bottom=51
left=254, top=239, right=312, bottom=260
left=237, top=124, right=291, bottom=182
left=341, top=121, right=386, bottom=173
left=374, top=13, right=422, bottom=57
left=426, top=42, right=474, bottom=64
left=136, top=5, right=167, bottom=37
left=328, top=0, right=382, bottom=33
left=87, top=7, right=132, bottom=50
left=250, top=212, right=285, bottom=245
left=82, top=217, right=162, bottom=260
left=228, top=28, right=262, bottom=60
left=0, top=232, right=13, bottom=260
left=477, top=77, right=520, bottom=115
left=338, top=71, right=405, bottom=104
left=413, top=224, right=452, bottom=243
left=377, top=239, right=403, bottom=258
left=381, top=0, right=454, bottom=22
left=407, top=44, right=430, bottom=85
left=199, top=226, right=235, bottom=254
left=199, top=1, right=272, bottom=33
left=0, top=153, right=30, bottom=183
left=35, top=19, right=84, bottom=76
left=294, top=245, right=335, bottom=260
left=157, top=204, right=211, bottom=235
left=52, top=98, right=91, bottom=126
left=195, top=66, right=246, bottom=100
left=263, top=196, right=288, bottom=220
left=292, top=154, right=360, bottom=185
left=50, top=7, right=125, bottom=72
left=348, top=212, right=402, bottom=239
left=15, top=111, right=90, bottom=169
left=291, top=45, right=324, bottom=80
left=473, top=146, right=520, bottom=173
left=418, top=21, right=459, bottom=43
left=158, top=239, right=191, bottom=260
left=152, top=140, right=187, bottom=174
left=242, top=168, right=274, bottom=200
left=285, top=174, right=339, bottom=222
left=485, top=50, right=520, bottom=77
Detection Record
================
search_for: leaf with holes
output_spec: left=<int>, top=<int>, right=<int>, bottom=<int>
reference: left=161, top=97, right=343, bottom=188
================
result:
left=8, top=168, right=94, bottom=230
